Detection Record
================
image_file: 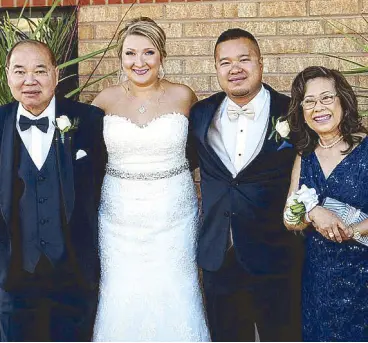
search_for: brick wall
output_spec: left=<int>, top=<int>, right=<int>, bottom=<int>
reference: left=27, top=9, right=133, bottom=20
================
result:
left=2, top=0, right=223, bottom=6
left=1, top=0, right=368, bottom=103
left=77, top=0, right=368, bottom=105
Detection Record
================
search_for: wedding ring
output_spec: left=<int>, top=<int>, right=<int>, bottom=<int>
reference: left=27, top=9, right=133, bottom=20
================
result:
left=328, top=232, right=334, bottom=238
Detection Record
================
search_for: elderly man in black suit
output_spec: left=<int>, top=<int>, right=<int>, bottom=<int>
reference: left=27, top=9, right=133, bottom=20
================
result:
left=0, top=40, right=106, bottom=341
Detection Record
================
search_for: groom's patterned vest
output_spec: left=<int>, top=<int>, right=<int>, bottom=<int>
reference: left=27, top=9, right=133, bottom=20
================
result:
left=18, top=139, right=65, bottom=273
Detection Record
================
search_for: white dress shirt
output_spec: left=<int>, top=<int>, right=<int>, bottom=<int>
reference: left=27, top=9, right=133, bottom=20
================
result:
left=16, top=97, right=56, bottom=170
left=208, top=86, right=270, bottom=177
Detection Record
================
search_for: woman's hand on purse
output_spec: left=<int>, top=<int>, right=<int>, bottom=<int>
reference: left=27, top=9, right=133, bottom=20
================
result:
left=338, top=226, right=354, bottom=241
left=308, top=206, right=353, bottom=243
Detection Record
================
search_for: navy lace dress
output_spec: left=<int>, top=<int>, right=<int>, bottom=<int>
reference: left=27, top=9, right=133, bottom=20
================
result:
left=300, top=137, right=368, bottom=342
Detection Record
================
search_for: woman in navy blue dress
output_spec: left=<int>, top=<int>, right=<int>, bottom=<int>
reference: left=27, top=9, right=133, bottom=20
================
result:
left=284, top=66, right=368, bottom=341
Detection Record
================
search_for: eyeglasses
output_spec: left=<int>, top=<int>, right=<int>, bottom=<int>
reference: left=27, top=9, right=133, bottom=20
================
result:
left=301, top=92, right=337, bottom=110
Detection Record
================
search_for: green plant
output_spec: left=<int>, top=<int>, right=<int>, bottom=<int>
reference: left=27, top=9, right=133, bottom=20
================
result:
left=0, top=0, right=117, bottom=105
left=323, top=17, right=368, bottom=116
left=68, top=0, right=138, bottom=99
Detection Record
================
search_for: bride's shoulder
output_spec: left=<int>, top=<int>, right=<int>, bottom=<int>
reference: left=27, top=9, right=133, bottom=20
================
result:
left=92, top=86, right=126, bottom=112
left=164, top=81, right=193, bottom=96
left=163, top=81, right=197, bottom=106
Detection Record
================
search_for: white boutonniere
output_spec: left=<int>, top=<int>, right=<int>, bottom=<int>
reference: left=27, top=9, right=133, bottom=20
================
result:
left=54, top=115, right=79, bottom=143
left=268, top=117, right=290, bottom=143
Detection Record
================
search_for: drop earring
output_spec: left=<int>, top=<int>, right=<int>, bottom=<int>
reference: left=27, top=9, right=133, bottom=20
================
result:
left=158, top=65, right=165, bottom=80
left=118, top=68, right=128, bottom=84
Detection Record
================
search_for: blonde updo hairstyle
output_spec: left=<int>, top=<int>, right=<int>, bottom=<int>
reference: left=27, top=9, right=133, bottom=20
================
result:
left=117, top=17, right=167, bottom=63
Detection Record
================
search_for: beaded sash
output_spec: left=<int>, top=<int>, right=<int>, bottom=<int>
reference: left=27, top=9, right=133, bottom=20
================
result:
left=106, top=161, right=189, bottom=181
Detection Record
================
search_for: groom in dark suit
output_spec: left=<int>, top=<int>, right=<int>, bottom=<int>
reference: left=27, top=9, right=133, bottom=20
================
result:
left=189, top=29, right=304, bottom=341
left=0, top=40, right=106, bottom=341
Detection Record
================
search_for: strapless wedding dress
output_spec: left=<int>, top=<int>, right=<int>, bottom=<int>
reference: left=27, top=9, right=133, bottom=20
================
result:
left=93, top=113, right=210, bottom=342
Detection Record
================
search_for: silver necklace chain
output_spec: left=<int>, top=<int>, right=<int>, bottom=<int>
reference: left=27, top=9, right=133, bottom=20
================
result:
left=125, top=82, right=164, bottom=115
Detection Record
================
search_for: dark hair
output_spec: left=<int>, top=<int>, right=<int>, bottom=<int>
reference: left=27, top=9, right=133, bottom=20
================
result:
left=6, top=39, right=57, bottom=67
left=287, top=66, right=367, bottom=155
left=214, top=28, right=260, bottom=59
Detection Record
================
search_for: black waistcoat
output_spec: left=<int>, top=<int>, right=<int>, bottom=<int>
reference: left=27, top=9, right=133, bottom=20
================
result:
left=18, top=139, right=65, bottom=273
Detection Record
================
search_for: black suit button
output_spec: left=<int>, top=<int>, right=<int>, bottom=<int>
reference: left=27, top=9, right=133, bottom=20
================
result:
left=40, top=240, right=46, bottom=246
left=224, top=211, right=230, bottom=217
left=37, top=176, right=45, bottom=182
left=40, top=219, right=47, bottom=225
left=38, top=197, right=47, bottom=204
left=231, top=180, right=239, bottom=186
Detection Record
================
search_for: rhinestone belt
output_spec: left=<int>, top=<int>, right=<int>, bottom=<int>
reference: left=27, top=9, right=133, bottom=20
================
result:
left=106, top=161, right=189, bottom=180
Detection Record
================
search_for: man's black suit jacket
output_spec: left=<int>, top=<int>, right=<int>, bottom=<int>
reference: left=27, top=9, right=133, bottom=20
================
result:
left=0, top=97, right=107, bottom=290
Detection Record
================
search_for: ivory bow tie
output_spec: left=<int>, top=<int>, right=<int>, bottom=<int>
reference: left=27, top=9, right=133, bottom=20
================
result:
left=227, top=103, right=255, bottom=121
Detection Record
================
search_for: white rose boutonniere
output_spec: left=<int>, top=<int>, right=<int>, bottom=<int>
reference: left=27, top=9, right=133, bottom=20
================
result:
left=268, top=116, right=291, bottom=144
left=56, top=115, right=71, bottom=131
left=275, top=118, right=290, bottom=138
left=54, top=115, right=79, bottom=143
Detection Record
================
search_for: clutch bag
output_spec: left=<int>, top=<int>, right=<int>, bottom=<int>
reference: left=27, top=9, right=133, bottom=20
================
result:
left=323, top=197, right=368, bottom=247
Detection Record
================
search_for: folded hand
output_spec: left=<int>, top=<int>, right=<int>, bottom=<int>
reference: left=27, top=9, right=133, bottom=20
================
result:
left=308, top=206, right=353, bottom=243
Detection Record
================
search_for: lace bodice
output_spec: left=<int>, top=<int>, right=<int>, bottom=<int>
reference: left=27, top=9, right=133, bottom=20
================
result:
left=103, top=113, right=189, bottom=173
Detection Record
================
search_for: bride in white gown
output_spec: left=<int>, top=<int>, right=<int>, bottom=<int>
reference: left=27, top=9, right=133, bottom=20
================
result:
left=92, top=17, right=210, bottom=342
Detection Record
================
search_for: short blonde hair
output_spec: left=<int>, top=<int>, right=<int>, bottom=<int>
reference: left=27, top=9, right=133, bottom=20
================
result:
left=117, top=17, right=167, bottom=62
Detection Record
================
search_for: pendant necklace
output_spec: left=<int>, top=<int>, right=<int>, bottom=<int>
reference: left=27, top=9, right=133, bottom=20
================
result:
left=138, top=104, right=146, bottom=114
left=125, top=82, right=164, bottom=115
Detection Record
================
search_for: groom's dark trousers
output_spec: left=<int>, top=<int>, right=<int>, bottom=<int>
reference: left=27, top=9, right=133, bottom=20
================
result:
left=189, top=84, right=304, bottom=342
left=0, top=98, right=107, bottom=341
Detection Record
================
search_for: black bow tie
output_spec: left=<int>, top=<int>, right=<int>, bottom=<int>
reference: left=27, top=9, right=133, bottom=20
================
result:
left=19, top=115, right=49, bottom=133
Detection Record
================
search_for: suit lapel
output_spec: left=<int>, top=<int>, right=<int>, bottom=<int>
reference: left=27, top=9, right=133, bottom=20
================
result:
left=0, top=103, right=18, bottom=226
left=261, top=85, right=287, bottom=154
left=236, top=85, right=287, bottom=178
left=200, top=93, right=233, bottom=177
left=55, top=99, right=75, bottom=224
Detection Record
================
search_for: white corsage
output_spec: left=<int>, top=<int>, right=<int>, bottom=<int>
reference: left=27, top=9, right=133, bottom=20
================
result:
left=284, top=185, right=319, bottom=225
left=54, top=115, right=79, bottom=143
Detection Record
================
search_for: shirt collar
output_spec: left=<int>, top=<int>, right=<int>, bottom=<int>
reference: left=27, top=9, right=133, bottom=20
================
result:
left=17, top=96, right=56, bottom=123
left=225, top=85, right=267, bottom=121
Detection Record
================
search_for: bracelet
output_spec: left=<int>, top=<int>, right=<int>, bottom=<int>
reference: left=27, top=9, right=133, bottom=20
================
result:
left=349, top=223, right=362, bottom=240
left=304, top=205, right=318, bottom=223
left=304, top=212, right=312, bottom=223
